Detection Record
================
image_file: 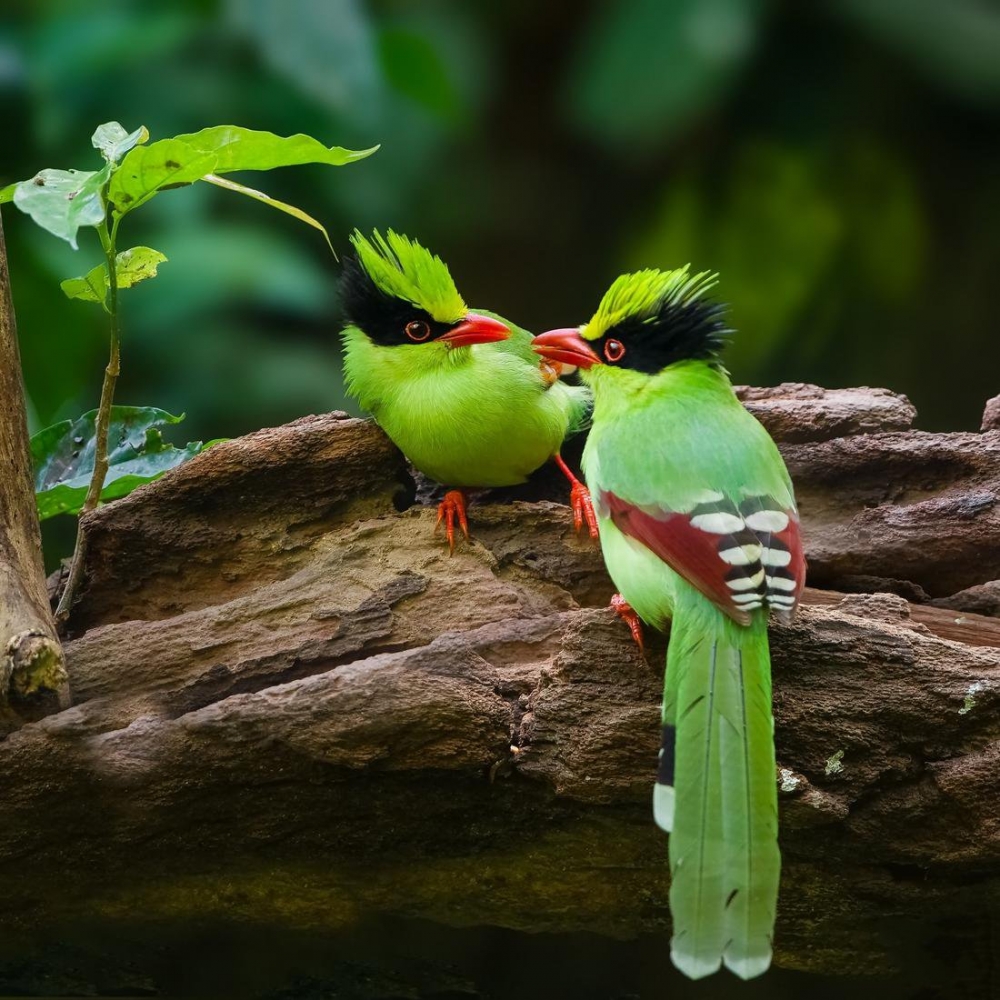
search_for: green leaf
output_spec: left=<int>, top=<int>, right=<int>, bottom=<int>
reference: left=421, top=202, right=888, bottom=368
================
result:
left=61, top=246, right=168, bottom=307
left=31, top=406, right=217, bottom=520
left=108, top=138, right=218, bottom=216
left=0, top=183, right=16, bottom=205
left=10, top=165, right=111, bottom=249
left=92, top=121, right=150, bottom=163
left=60, top=263, right=107, bottom=307
left=201, top=174, right=333, bottom=252
left=171, top=125, right=377, bottom=173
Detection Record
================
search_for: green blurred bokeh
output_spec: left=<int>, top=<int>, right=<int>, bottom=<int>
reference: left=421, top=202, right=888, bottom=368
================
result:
left=3, top=0, right=999, bottom=452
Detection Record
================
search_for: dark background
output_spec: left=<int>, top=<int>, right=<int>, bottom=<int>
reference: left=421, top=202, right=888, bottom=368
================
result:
left=3, top=0, right=999, bottom=449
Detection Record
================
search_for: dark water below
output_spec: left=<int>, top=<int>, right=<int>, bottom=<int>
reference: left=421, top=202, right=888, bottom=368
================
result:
left=1, top=916, right=990, bottom=1000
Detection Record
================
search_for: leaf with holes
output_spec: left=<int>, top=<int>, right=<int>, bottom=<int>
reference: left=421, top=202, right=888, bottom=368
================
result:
left=108, top=139, right=218, bottom=216
left=32, top=406, right=218, bottom=520
left=61, top=246, right=168, bottom=308
left=9, top=165, right=111, bottom=248
left=91, top=121, right=150, bottom=163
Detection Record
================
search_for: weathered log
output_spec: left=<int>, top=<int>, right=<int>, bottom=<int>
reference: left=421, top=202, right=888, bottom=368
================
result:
left=0, top=211, right=69, bottom=728
left=4, top=385, right=999, bottom=992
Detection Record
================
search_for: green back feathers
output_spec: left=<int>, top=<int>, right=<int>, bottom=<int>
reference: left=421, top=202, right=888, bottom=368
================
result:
left=350, top=229, right=467, bottom=323
left=582, top=266, right=719, bottom=340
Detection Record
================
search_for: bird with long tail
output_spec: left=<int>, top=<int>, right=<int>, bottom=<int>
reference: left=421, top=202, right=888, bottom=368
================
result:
left=532, top=267, right=805, bottom=979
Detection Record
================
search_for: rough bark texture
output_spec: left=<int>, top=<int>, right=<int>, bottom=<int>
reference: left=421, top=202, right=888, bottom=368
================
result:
left=0, top=212, right=69, bottom=729
left=7, top=385, right=1000, bottom=993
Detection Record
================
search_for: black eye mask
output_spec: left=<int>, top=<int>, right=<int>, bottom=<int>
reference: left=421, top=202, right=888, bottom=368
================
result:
left=340, top=255, right=453, bottom=346
left=592, top=297, right=729, bottom=374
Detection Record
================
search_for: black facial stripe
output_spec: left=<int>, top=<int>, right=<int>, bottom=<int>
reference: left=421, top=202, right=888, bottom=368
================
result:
left=340, top=255, right=453, bottom=347
left=595, top=297, right=729, bottom=374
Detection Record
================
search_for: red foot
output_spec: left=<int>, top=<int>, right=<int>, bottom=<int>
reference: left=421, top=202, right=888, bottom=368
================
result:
left=611, top=593, right=645, bottom=652
left=435, top=489, right=469, bottom=554
left=553, top=453, right=599, bottom=539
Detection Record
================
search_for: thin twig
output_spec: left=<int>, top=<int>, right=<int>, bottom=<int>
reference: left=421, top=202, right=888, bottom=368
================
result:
left=55, top=220, right=120, bottom=624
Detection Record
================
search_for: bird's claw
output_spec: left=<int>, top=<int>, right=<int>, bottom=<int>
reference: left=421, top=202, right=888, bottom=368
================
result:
left=435, top=489, right=470, bottom=554
left=611, top=593, right=644, bottom=652
left=553, top=453, right=599, bottom=540
left=570, top=481, right=599, bottom=539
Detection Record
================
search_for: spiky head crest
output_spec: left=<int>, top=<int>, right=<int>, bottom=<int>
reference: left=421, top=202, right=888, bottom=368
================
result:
left=349, top=229, right=466, bottom=324
left=578, top=266, right=728, bottom=373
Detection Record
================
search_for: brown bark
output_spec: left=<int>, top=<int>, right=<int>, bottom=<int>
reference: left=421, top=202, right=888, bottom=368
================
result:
left=0, top=212, right=69, bottom=728
left=6, top=387, right=1000, bottom=990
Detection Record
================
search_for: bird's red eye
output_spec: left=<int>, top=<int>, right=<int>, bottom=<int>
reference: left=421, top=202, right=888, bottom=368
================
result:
left=406, top=320, right=431, bottom=342
left=604, top=339, right=625, bottom=363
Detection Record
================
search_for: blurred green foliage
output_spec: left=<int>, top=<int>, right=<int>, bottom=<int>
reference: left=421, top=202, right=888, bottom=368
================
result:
left=2, top=0, right=999, bottom=460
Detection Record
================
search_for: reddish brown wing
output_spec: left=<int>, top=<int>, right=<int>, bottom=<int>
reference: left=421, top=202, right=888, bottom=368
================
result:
left=760, top=512, right=806, bottom=620
left=602, top=490, right=806, bottom=624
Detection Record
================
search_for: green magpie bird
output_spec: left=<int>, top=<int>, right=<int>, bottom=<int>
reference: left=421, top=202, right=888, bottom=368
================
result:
left=340, top=230, right=596, bottom=548
left=532, top=268, right=805, bottom=980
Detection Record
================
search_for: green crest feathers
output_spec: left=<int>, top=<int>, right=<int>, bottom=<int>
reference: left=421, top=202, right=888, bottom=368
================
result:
left=350, top=229, right=466, bottom=323
left=583, top=266, right=719, bottom=340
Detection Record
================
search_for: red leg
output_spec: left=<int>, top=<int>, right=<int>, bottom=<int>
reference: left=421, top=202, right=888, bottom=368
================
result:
left=435, top=489, right=470, bottom=553
left=552, top=453, right=599, bottom=539
left=611, top=593, right=644, bottom=652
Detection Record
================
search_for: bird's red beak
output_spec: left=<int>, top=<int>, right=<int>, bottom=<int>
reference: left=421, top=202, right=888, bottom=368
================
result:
left=438, top=312, right=510, bottom=348
left=532, top=328, right=601, bottom=369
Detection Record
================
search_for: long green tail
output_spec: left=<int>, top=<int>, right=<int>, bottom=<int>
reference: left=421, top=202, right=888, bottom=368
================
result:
left=655, top=587, right=779, bottom=980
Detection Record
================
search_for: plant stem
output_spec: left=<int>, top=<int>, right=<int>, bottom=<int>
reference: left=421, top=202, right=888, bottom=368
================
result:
left=55, top=220, right=121, bottom=625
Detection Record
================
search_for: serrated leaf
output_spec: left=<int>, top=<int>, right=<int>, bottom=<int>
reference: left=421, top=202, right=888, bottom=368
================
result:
left=172, top=125, right=377, bottom=173
left=61, top=246, right=168, bottom=307
left=31, top=406, right=217, bottom=520
left=202, top=174, right=333, bottom=252
left=10, top=165, right=111, bottom=248
left=92, top=121, right=150, bottom=163
left=108, top=139, right=218, bottom=216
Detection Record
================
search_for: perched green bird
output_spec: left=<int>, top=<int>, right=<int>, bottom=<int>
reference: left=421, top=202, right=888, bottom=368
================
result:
left=340, top=230, right=595, bottom=547
left=532, top=269, right=805, bottom=980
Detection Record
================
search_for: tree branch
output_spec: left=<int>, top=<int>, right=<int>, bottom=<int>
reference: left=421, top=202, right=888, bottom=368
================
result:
left=6, top=388, right=999, bottom=988
left=0, top=212, right=69, bottom=728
